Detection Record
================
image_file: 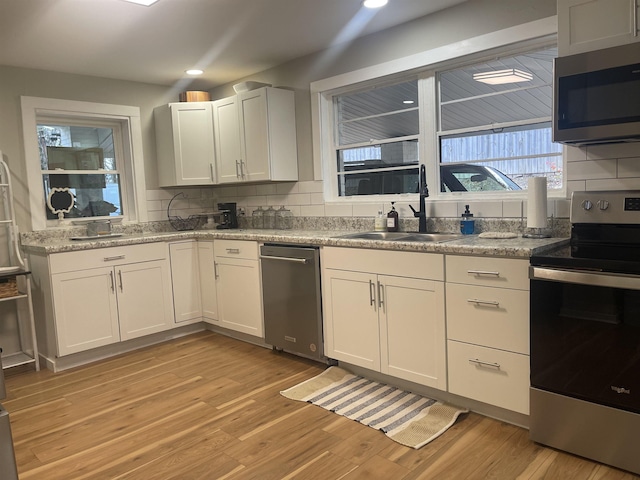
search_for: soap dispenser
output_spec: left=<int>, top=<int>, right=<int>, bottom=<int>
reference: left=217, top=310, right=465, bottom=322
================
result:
left=374, top=210, right=387, bottom=232
left=387, top=202, right=399, bottom=232
left=460, top=205, right=475, bottom=235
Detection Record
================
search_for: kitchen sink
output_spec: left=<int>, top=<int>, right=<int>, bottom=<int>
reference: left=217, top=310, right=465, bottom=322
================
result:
left=339, top=231, right=463, bottom=243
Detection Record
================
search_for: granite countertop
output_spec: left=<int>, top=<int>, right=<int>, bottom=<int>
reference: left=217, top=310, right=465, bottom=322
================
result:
left=21, top=228, right=568, bottom=258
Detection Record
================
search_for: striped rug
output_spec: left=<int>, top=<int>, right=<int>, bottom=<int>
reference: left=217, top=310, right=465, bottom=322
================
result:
left=281, top=366, right=468, bottom=449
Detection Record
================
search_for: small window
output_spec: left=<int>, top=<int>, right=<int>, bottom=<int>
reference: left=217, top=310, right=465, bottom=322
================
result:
left=37, top=123, right=124, bottom=219
left=438, top=46, right=562, bottom=192
left=334, top=80, right=420, bottom=197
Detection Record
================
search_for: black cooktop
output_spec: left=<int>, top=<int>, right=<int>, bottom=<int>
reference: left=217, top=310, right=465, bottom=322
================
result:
left=531, top=244, right=640, bottom=276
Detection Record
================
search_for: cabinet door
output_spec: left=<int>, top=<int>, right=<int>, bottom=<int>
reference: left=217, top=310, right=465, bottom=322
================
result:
left=212, top=96, right=242, bottom=183
left=322, top=269, right=380, bottom=371
left=117, top=260, right=174, bottom=340
left=52, top=267, right=120, bottom=356
left=238, top=89, right=271, bottom=182
left=214, top=257, right=263, bottom=337
left=379, top=275, right=446, bottom=389
left=155, top=102, right=215, bottom=186
left=198, top=241, right=218, bottom=323
left=169, top=241, right=202, bottom=324
left=558, top=0, right=638, bottom=55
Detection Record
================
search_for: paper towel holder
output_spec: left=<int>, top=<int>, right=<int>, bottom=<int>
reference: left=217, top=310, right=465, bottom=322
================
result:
left=523, top=176, right=551, bottom=238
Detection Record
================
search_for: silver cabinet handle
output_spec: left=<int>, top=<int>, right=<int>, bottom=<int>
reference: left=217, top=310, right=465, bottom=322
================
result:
left=377, top=281, right=384, bottom=310
left=214, top=261, right=219, bottom=279
left=240, top=160, right=245, bottom=178
left=469, top=358, right=501, bottom=369
left=118, top=270, right=123, bottom=292
left=467, top=298, right=500, bottom=307
left=635, top=0, right=638, bottom=36
left=259, top=255, right=308, bottom=264
left=369, top=280, right=376, bottom=307
left=209, top=163, right=215, bottom=181
left=226, top=248, right=240, bottom=254
left=109, top=271, right=115, bottom=293
left=468, top=270, right=500, bottom=277
left=104, top=255, right=125, bottom=262
left=235, top=160, right=241, bottom=178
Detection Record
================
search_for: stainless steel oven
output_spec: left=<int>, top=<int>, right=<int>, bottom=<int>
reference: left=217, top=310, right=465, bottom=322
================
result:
left=529, top=190, right=640, bottom=475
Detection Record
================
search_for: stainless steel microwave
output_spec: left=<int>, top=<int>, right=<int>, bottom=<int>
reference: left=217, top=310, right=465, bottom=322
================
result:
left=553, top=42, right=640, bottom=145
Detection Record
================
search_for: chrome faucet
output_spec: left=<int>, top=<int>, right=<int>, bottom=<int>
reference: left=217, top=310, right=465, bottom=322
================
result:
left=409, top=164, right=429, bottom=233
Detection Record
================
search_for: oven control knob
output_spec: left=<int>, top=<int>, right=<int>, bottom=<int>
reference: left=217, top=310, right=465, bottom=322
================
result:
left=597, top=200, right=610, bottom=210
left=581, top=200, right=593, bottom=211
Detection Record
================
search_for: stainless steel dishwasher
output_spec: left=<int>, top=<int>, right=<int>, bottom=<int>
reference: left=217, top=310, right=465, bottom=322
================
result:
left=260, top=244, right=323, bottom=361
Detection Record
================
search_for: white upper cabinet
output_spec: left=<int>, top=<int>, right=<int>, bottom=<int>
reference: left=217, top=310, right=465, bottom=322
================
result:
left=154, top=102, right=216, bottom=186
left=213, top=87, right=298, bottom=184
left=558, top=0, right=639, bottom=56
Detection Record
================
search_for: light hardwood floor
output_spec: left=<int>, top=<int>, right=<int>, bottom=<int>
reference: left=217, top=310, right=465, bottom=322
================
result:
left=3, top=331, right=639, bottom=479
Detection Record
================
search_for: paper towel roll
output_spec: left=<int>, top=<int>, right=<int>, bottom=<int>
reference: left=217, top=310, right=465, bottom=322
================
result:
left=527, top=177, right=547, bottom=229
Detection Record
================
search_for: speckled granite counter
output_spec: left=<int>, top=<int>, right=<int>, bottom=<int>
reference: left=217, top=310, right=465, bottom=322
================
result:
left=21, top=228, right=568, bottom=258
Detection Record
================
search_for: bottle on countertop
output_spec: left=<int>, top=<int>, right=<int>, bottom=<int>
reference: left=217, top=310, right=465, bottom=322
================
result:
left=387, top=202, right=399, bottom=232
left=460, top=204, right=475, bottom=235
left=374, top=210, right=387, bottom=232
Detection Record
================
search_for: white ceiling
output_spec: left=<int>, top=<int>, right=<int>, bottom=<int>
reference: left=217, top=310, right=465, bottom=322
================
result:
left=0, top=0, right=468, bottom=90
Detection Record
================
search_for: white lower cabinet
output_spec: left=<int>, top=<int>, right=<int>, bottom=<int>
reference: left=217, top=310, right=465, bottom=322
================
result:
left=322, top=247, right=446, bottom=389
left=445, top=255, right=530, bottom=414
left=47, top=243, right=174, bottom=356
left=169, top=240, right=203, bottom=324
left=213, top=240, right=263, bottom=337
left=198, top=240, right=218, bottom=323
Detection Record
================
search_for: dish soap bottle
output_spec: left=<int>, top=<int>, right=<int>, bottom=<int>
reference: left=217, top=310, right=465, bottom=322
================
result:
left=387, top=202, right=399, bottom=232
left=460, top=204, right=475, bottom=235
left=374, top=210, right=387, bottom=232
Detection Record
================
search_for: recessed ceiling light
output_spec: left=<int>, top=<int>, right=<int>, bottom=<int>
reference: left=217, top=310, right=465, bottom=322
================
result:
left=473, top=68, right=533, bottom=85
left=403, top=100, right=415, bottom=104
left=363, top=0, right=388, bottom=8
left=185, top=69, right=204, bottom=76
left=121, top=0, right=159, bottom=6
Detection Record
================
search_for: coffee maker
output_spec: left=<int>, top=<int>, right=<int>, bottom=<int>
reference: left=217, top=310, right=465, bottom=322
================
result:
left=216, top=202, right=238, bottom=229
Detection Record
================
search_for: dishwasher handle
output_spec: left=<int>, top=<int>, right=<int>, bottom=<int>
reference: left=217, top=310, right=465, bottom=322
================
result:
left=259, top=254, right=308, bottom=264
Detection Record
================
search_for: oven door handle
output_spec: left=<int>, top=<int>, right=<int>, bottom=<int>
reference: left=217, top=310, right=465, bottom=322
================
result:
left=530, top=266, right=640, bottom=291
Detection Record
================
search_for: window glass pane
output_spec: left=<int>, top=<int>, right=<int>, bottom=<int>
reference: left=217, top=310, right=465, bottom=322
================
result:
left=337, top=141, right=418, bottom=172
left=337, top=110, right=419, bottom=146
left=337, top=80, right=418, bottom=121
left=339, top=168, right=418, bottom=196
left=37, top=123, right=122, bottom=219
left=44, top=174, right=122, bottom=219
left=439, top=123, right=562, bottom=191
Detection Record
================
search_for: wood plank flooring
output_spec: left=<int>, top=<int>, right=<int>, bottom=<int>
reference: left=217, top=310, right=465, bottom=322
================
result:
left=3, top=331, right=638, bottom=479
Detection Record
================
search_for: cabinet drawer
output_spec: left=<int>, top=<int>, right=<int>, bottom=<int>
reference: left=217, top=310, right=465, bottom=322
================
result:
left=50, top=242, right=168, bottom=274
left=322, top=247, right=444, bottom=281
left=214, top=239, right=258, bottom=260
left=446, top=255, right=529, bottom=290
left=446, top=283, right=529, bottom=354
left=447, top=340, right=529, bottom=415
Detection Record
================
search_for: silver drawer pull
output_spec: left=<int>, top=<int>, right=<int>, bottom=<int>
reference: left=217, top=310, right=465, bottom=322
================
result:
left=469, top=358, right=501, bottom=369
left=468, top=270, right=500, bottom=277
left=104, top=255, right=125, bottom=262
left=259, top=255, right=307, bottom=264
left=467, top=298, right=500, bottom=307
left=226, top=248, right=240, bottom=254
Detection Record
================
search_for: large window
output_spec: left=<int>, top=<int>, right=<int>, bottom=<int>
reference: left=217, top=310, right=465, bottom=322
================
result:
left=37, top=121, right=124, bottom=220
left=323, top=41, right=562, bottom=200
left=21, top=97, right=148, bottom=231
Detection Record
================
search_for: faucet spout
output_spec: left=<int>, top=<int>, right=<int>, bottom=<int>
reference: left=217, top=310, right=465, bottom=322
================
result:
left=409, top=165, right=429, bottom=232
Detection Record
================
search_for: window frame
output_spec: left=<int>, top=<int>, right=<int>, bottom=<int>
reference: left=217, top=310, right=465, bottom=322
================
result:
left=310, top=17, right=561, bottom=204
left=21, top=96, right=148, bottom=231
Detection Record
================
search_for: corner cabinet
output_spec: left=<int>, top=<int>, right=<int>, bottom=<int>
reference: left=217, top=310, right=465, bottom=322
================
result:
left=558, top=0, right=639, bottom=56
left=445, top=255, right=530, bottom=415
left=322, top=247, right=446, bottom=390
left=31, top=243, right=174, bottom=358
left=212, top=87, right=298, bottom=184
left=154, top=102, right=216, bottom=186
